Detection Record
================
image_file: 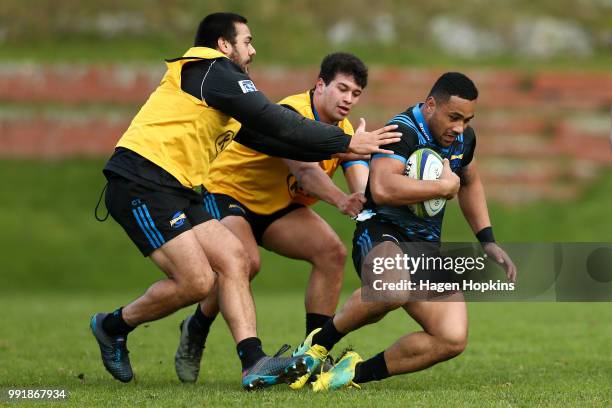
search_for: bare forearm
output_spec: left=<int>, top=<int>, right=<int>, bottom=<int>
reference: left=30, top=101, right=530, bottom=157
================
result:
left=344, top=164, right=369, bottom=194
left=372, top=174, right=448, bottom=206
left=458, top=178, right=491, bottom=233
left=298, top=168, right=346, bottom=207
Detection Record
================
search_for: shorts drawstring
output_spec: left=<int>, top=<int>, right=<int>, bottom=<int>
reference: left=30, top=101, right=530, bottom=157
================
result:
left=94, top=182, right=110, bottom=222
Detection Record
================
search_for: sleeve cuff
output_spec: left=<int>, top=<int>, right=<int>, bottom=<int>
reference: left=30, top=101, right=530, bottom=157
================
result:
left=341, top=160, right=370, bottom=171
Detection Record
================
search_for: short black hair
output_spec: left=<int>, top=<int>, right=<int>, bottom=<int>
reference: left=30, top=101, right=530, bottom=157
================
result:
left=194, top=13, right=248, bottom=48
left=428, top=72, right=478, bottom=103
left=318, top=52, right=368, bottom=89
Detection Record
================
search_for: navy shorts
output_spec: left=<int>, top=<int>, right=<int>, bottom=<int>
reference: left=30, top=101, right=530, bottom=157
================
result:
left=352, top=217, right=457, bottom=285
left=105, top=173, right=213, bottom=256
left=202, top=191, right=303, bottom=245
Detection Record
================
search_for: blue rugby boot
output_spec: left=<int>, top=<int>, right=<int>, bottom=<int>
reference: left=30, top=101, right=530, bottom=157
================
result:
left=242, top=345, right=312, bottom=391
left=90, top=313, right=133, bottom=383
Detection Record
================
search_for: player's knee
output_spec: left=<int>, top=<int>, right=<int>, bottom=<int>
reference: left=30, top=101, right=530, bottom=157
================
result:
left=437, top=332, right=468, bottom=360
left=315, top=238, right=347, bottom=268
left=247, top=256, right=260, bottom=281
left=217, top=243, right=250, bottom=279
left=332, top=240, right=348, bottom=266
left=180, top=272, right=215, bottom=303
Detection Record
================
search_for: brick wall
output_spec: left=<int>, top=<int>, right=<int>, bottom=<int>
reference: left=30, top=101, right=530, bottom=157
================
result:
left=1, top=64, right=610, bottom=203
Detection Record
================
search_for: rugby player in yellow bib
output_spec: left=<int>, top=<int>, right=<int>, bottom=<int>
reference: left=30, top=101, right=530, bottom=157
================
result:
left=89, top=13, right=401, bottom=390
left=174, top=53, right=370, bottom=384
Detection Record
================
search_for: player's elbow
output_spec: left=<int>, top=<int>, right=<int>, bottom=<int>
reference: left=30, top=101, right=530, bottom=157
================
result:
left=370, top=183, right=393, bottom=205
left=292, top=166, right=311, bottom=182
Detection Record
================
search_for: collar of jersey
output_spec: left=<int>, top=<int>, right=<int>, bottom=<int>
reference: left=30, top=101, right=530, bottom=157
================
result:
left=310, top=89, right=321, bottom=122
left=412, top=103, right=463, bottom=156
left=412, top=104, right=433, bottom=143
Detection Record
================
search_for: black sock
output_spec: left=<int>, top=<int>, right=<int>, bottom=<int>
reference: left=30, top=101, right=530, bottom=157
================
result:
left=311, top=318, right=345, bottom=351
left=102, top=307, right=135, bottom=337
left=188, top=305, right=216, bottom=341
left=237, top=337, right=266, bottom=371
left=306, top=313, right=331, bottom=336
left=353, top=352, right=390, bottom=383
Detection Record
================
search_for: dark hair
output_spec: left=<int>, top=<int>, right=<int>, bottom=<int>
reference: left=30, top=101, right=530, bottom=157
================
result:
left=194, top=13, right=248, bottom=48
left=428, top=72, right=478, bottom=103
left=318, top=52, right=368, bottom=89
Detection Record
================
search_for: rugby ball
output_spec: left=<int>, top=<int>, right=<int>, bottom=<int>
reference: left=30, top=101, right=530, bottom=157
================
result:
left=405, top=148, right=446, bottom=217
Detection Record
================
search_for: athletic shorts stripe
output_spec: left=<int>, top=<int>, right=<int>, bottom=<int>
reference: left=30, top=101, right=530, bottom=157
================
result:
left=204, top=195, right=220, bottom=220
left=138, top=205, right=165, bottom=246
left=208, top=194, right=221, bottom=219
left=203, top=196, right=213, bottom=219
left=132, top=207, right=161, bottom=249
left=141, top=204, right=166, bottom=245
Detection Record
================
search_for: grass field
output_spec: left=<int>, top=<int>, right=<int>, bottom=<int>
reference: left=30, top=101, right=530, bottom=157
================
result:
left=1, top=294, right=612, bottom=407
left=1, top=159, right=612, bottom=406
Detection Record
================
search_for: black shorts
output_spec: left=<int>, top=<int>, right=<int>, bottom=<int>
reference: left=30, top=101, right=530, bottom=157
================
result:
left=105, top=172, right=214, bottom=256
left=202, top=191, right=303, bottom=245
left=352, top=217, right=456, bottom=286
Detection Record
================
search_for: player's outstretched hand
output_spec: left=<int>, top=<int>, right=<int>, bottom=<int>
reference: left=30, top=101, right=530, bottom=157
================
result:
left=483, top=242, right=517, bottom=283
left=439, top=158, right=460, bottom=199
left=338, top=192, right=366, bottom=217
left=348, top=118, right=401, bottom=155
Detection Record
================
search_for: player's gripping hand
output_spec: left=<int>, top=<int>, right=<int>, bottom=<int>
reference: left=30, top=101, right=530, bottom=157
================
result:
left=439, top=158, right=460, bottom=199
left=348, top=118, right=401, bottom=155
left=483, top=243, right=517, bottom=283
left=338, top=193, right=366, bottom=217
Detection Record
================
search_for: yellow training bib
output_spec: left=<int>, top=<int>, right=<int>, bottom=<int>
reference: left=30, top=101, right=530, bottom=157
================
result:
left=204, top=90, right=353, bottom=214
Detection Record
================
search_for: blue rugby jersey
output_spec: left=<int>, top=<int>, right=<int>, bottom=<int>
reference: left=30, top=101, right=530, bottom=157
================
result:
left=363, top=104, right=476, bottom=242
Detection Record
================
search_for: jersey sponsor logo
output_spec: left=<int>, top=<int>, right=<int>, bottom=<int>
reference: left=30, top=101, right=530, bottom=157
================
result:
left=238, top=80, right=257, bottom=94
left=215, top=130, right=235, bottom=153
left=418, top=123, right=427, bottom=136
left=228, top=203, right=246, bottom=215
left=170, top=211, right=187, bottom=229
left=450, top=154, right=464, bottom=160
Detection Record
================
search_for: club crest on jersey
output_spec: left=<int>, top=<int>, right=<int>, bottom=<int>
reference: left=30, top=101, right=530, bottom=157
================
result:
left=238, top=80, right=257, bottom=94
left=170, top=211, right=187, bottom=229
left=215, top=130, right=235, bottom=153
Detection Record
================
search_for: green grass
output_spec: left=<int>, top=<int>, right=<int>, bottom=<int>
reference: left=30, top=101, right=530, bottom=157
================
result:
left=1, top=159, right=612, bottom=406
left=1, top=293, right=611, bottom=407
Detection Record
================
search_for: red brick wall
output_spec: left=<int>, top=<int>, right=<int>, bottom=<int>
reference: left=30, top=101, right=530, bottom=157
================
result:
left=1, top=64, right=610, bottom=203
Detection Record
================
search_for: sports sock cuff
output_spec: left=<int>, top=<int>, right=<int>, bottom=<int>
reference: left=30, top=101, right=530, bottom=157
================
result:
left=306, top=313, right=332, bottom=336
left=237, top=337, right=266, bottom=370
left=189, top=304, right=217, bottom=334
left=353, top=351, right=390, bottom=384
left=312, top=317, right=345, bottom=351
left=102, top=307, right=135, bottom=337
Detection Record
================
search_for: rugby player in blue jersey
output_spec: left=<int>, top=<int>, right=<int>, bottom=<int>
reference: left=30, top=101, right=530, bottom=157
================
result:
left=291, top=72, right=517, bottom=391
